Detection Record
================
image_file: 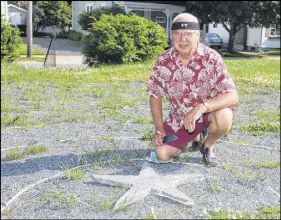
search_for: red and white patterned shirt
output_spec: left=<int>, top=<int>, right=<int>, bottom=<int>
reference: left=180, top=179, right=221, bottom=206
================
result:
left=147, top=43, right=236, bottom=132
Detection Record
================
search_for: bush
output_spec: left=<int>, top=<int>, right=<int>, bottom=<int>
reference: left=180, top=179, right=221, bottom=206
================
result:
left=78, top=6, right=126, bottom=31
left=1, top=19, right=22, bottom=62
left=33, top=31, right=53, bottom=37
left=68, top=30, right=83, bottom=41
left=81, top=14, right=168, bottom=66
left=56, top=31, right=69, bottom=39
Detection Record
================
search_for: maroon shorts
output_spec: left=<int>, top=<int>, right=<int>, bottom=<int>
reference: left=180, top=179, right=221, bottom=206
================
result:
left=164, top=113, right=210, bottom=150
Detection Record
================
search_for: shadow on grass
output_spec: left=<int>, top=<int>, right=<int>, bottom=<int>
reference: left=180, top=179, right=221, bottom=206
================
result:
left=1, top=148, right=197, bottom=177
left=218, top=50, right=264, bottom=60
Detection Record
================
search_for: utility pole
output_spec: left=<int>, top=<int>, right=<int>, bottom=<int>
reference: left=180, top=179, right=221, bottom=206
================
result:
left=27, top=1, right=32, bottom=57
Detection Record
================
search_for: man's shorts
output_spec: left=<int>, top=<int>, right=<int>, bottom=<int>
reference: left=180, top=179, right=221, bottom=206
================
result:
left=164, top=113, right=210, bottom=150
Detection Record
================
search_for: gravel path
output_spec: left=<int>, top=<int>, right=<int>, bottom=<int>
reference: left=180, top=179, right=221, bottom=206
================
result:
left=1, top=79, right=280, bottom=219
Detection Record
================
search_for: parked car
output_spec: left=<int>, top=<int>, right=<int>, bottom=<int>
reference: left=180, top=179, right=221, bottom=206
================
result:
left=205, top=33, right=223, bottom=49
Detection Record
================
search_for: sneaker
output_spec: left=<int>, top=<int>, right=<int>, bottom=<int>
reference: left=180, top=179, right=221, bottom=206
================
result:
left=145, top=151, right=173, bottom=164
left=199, top=144, right=218, bottom=167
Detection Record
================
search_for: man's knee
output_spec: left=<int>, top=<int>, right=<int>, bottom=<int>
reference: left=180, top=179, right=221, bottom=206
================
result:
left=209, top=108, right=233, bottom=132
left=155, top=146, right=179, bottom=161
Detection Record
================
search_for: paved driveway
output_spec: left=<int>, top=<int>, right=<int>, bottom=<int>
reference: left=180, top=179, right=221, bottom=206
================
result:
left=20, top=37, right=87, bottom=68
left=21, top=37, right=83, bottom=55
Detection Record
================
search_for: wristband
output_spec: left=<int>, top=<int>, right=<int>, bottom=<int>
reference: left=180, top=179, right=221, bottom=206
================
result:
left=156, top=130, right=162, bottom=135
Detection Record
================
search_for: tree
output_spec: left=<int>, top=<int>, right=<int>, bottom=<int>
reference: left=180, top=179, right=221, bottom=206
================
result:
left=8, top=1, right=27, bottom=9
left=185, top=1, right=280, bottom=52
left=33, top=1, right=71, bottom=33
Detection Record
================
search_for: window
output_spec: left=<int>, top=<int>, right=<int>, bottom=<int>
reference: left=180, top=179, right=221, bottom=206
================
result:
left=156, top=16, right=165, bottom=24
left=266, top=25, right=280, bottom=37
left=269, top=26, right=280, bottom=37
left=86, top=4, right=95, bottom=13
left=86, top=5, right=93, bottom=12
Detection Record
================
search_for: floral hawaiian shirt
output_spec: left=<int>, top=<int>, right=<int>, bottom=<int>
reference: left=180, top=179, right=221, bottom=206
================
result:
left=147, top=43, right=236, bottom=132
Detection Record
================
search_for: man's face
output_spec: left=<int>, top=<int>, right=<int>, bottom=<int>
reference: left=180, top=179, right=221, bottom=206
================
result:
left=171, top=30, right=200, bottom=57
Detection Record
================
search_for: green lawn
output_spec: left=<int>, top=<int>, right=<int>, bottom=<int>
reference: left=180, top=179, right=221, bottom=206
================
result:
left=1, top=58, right=280, bottom=130
left=266, top=50, right=280, bottom=55
left=18, top=43, right=45, bottom=55
left=1, top=59, right=280, bottom=88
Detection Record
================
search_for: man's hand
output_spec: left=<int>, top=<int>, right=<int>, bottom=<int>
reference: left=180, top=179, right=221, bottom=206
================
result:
left=152, top=129, right=166, bottom=147
left=183, top=104, right=206, bottom=133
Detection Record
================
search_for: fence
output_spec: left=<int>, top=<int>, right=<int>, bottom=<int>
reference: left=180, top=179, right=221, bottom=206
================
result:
left=44, top=34, right=56, bottom=68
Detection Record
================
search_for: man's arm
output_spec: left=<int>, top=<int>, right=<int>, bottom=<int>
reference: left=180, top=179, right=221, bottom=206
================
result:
left=200, top=90, right=239, bottom=114
left=183, top=90, right=239, bottom=132
left=150, top=96, right=165, bottom=132
left=150, top=96, right=166, bottom=146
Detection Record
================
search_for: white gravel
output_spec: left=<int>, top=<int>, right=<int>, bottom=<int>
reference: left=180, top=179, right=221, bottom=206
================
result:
left=1, top=82, right=280, bottom=219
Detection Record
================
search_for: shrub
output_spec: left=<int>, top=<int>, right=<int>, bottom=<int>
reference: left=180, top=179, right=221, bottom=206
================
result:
left=33, top=32, right=53, bottom=38
left=78, top=6, right=125, bottom=31
left=56, top=31, right=69, bottom=39
left=68, top=30, right=83, bottom=41
left=1, top=19, right=22, bottom=62
left=81, top=14, right=168, bottom=66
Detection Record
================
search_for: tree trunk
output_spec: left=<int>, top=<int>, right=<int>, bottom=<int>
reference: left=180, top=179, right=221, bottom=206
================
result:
left=227, top=33, right=235, bottom=52
left=227, top=22, right=235, bottom=52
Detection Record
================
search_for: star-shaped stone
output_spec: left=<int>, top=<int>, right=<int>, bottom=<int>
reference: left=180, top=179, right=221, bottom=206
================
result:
left=88, top=161, right=205, bottom=211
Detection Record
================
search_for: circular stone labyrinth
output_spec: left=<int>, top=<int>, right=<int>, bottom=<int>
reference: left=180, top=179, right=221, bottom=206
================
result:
left=1, top=135, right=280, bottom=219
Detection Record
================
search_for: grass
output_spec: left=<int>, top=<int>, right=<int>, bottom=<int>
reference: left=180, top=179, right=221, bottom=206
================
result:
left=3, top=146, right=22, bottom=161
left=133, top=117, right=153, bottom=124
left=41, top=190, right=77, bottom=208
left=238, top=109, right=280, bottom=136
left=142, top=132, right=154, bottom=141
left=16, top=56, right=45, bottom=62
left=0, top=58, right=279, bottom=131
left=225, top=59, right=280, bottom=89
left=256, top=160, right=280, bottom=168
left=18, top=43, right=45, bottom=55
left=219, top=50, right=263, bottom=58
left=238, top=121, right=280, bottom=136
left=266, top=49, right=280, bottom=55
left=61, top=166, right=87, bottom=180
left=3, top=145, right=48, bottom=161
left=1, top=207, right=13, bottom=219
left=208, top=183, right=221, bottom=192
left=210, top=206, right=280, bottom=219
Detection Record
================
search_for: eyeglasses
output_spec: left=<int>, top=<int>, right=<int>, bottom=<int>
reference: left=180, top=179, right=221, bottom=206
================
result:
left=172, top=31, right=197, bottom=39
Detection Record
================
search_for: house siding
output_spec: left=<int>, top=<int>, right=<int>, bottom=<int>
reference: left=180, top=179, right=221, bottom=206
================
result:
left=72, top=1, right=113, bottom=32
left=260, top=28, right=280, bottom=50
left=71, top=1, right=203, bottom=43
left=246, top=27, right=280, bottom=51
left=8, top=5, right=27, bottom=25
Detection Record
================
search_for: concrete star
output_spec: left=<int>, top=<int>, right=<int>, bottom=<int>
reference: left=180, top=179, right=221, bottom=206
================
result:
left=88, top=161, right=205, bottom=211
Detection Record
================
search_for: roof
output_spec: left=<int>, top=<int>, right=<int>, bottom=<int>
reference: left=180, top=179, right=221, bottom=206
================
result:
left=8, top=4, right=27, bottom=12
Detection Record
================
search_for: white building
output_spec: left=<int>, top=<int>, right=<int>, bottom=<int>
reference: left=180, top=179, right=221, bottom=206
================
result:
left=208, top=22, right=280, bottom=51
left=246, top=27, right=280, bottom=51
left=71, top=1, right=207, bottom=43
left=8, top=4, right=27, bottom=26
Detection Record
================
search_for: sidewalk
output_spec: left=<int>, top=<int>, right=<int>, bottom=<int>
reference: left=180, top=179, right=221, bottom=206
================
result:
left=16, top=55, right=87, bottom=69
